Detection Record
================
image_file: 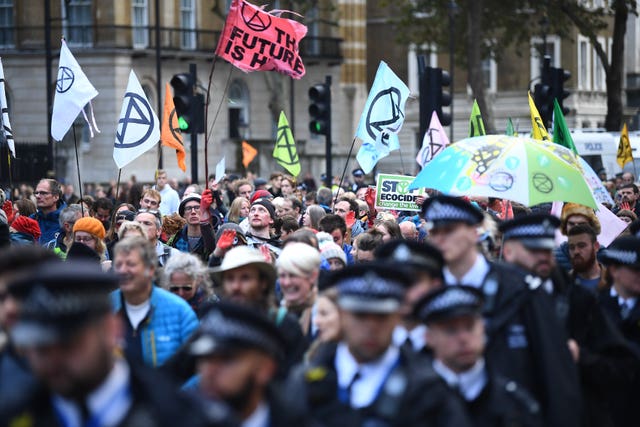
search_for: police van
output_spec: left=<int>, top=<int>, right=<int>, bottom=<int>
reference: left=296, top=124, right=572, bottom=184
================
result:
left=570, top=129, right=639, bottom=178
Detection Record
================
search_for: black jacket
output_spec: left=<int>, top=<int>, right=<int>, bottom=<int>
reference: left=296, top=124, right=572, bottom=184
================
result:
left=0, top=360, right=237, bottom=427
left=286, top=342, right=472, bottom=427
left=481, top=262, right=582, bottom=427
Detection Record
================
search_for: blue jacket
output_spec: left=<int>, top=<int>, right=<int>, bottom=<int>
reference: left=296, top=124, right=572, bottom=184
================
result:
left=111, top=286, right=198, bottom=367
left=30, top=203, right=66, bottom=245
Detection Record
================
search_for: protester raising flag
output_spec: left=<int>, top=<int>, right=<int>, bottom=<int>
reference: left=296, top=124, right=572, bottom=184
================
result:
left=51, top=39, right=100, bottom=141
left=355, top=61, right=410, bottom=174
left=617, top=123, right=633, bottom=169
left=416, top=111, right=449, bottom=168
left=161, top=82, right=186, bottom=172
left=113, top=70, right=160, bottom=169
left=468, top=99, right=486, bottom=137
left=242, top=140, right=258, bottom=168
left=528, top=91, right=550, bottom=141
left=0, top=58, right=15, bottom=157
left=273, top=111, right=300, bottom=176
left=215, top=0, right=307, bottom=79
left=552, top=99, right=578, bottom=154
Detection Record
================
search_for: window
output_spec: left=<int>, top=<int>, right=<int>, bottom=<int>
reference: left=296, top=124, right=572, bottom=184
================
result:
left=482, top=57, right=497, bottom=92
left=305, top=6, right=319, bottom=56
left=66, top=0, right=92, bottom=47
left=530, top=36, right=560, bottom=83
left=578, top=35, right=592, bottom=90
left=593, top=36, right=606, bottom=91
left=0, top=0, right=13, bottom=48
left=180, top=0, right=196, bottom=50
left=132, top=0, right=149, bottom=49
left=228, top=79, right=250, bottom=139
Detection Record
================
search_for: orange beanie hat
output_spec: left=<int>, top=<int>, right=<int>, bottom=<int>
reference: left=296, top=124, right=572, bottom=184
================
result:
left=73, top=217, right=106, bottom=240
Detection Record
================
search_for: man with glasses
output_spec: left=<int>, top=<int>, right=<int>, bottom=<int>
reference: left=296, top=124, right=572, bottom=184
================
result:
left=139, top=189, right=161, bottom=210
left=135, top=209, right=179, bottom=267
left=167, top=193, right=215, bottom=262
left=30, top=178, right=65, bottom=245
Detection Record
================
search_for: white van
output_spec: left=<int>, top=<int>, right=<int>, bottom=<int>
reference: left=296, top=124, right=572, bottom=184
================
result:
left=570, top=129, right=619, bottom=178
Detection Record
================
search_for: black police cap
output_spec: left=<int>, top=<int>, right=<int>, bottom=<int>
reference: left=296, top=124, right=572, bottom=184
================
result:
left=499, top=213, right=560, bottom=250
left=9, top=259, right=119, bottom=347
left=422, top=195, right=484, bottom=228
left=413, top=285, right=483, bottom=324
left=374, top=239, right=444, bottom=279
left=599, top=236, right=640, bottom=268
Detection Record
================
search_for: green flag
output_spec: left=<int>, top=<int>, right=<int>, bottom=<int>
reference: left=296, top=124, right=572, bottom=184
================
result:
left=505, top=118, right=517, bottom=136
left=469, top=99, right=486, bottom=137
left=552, top=99, right=577, bottom=154
left=273, top=111, right=301, bottom=176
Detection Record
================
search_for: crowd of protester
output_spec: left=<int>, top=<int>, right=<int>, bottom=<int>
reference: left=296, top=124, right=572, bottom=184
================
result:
left=0, top=166, right=639, bottom=427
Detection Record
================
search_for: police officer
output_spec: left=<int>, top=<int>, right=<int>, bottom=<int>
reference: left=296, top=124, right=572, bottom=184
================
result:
left=374, top=239, right=445, bottom=355
left=414, top=285, right=542, bottom=427
left=191, top=302, right=311, bottom=426
left=287, top=263, right=471, bottom=427
left=500, top=213, right=637, bottom=427
left=597, top=236, right=640, bottom=426
left=0, top=259, right=235, bottom=427
left=423, top=195, right=581, bottom=427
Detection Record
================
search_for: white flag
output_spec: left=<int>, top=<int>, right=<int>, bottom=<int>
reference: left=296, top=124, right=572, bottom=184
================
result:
left=51, top=39, right=99, bottom=141
left=416, top=111, right=450, bottom=167
left=355, top=61, right=410, bottom=174
left=214, top=157, right=226, bottom=184
left=113, top=70, right=160, bottom=169
left=0, top=58, right=15, bottom=157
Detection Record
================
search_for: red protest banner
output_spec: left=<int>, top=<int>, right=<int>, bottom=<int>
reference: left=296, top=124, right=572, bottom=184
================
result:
left=215, top=0, right=307, bottom=79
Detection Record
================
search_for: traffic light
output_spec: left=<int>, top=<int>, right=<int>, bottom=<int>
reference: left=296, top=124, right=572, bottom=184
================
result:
left=550, top=67, right=571, bottom=116
left=421, top=67, right=452, bottom=128
left=533, top=57, right=553, bottom=127
left=170, top=72, right=204, bottom=134
left=308, top=83, right=331, bottom=136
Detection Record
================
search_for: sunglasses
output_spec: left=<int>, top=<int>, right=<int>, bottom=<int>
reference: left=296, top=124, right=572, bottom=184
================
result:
left=169, top=286, right=194, bottom=292
left=138, top=208, right=161, bottom=219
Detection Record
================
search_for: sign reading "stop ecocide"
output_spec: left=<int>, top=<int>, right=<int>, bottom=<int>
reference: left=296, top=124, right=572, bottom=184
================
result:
left=375, top=173, right=426, bottom=212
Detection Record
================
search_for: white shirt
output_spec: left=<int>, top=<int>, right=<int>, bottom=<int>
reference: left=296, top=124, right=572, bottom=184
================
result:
left=155, top=240, right=180, bottom=266
left=433, top=358, right=488, bottom=402
left=335, top=342, right=400, bottom=408
left=443, top=254, right=490, bottom=288
left=125, top=299, right=150, bottom=330
left=52, top=358, right=132, bottom=427
left=242, top=402, right=270, bottom=427
left=610, top=286, right=637, bottom=312
left=392, top=324, right=427, bottom=352
left=157, top=185, right=180, bottom=216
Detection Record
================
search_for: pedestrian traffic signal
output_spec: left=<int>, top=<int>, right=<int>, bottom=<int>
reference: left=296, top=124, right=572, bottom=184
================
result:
left=170, top=72, right=204, bottom=134
left=308, top=83, right=331, bottom=136
left=421, top=67, right=452, bottom=127
left=551, top=67, right=571, bottom=116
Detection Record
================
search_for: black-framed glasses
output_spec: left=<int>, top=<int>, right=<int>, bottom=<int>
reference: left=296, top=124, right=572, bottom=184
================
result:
left=138, top=208, right=161, bottom=219
left=169, top=285, right=194, bottom=292
left=183, top=205, right=199, bottom=212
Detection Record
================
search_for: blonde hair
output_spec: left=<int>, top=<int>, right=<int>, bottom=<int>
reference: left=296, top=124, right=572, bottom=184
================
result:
left=117, top=220, right=146, bottom=240
left=227, top=197, right=250, bottom=224
left=276, top=242, right=321, bottom=277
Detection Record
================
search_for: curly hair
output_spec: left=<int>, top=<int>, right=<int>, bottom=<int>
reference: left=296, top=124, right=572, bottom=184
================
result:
left=162, top=251, right=212, bottom=296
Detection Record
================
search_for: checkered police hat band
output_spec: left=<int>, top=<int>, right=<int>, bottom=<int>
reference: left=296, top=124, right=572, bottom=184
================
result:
left=426, top=201, right=477, bottom=224
left=503, top=224, right=554, bottom=240
left=605, top=249, right=638, bottom=265
left=420, top=288, right=480, bottom=319
left=337, top=273, right=405, bottom=300
left=200, top=311, right=280, bottom=356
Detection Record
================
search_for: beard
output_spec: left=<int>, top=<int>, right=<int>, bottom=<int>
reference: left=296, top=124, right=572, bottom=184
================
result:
left=223, top=375, right=258, bottom=414
left=572, top=251, right=596, bottom=274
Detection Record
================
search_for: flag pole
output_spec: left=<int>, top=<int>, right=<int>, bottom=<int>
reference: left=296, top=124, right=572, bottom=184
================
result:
left=203, top=54, right=220, bottom=183
left=205, top=66, right=233, bottom=182
left=398, top=148, right=406, bottom=174
left=115, top=169, right=122, bottom=202
left=334, top=137, right=357, bottom=205
left=71, top=126, right=85, bottom=216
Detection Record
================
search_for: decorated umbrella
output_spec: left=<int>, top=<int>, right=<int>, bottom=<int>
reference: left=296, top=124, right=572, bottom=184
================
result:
left=577, top=156, right=615, bottom=206
left=409, top=135, right=598, bottom=209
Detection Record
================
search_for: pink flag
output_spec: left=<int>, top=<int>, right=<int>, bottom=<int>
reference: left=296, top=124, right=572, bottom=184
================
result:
left=215, top=0, right=307, bottom=79
left=416, top=111, right=450, bottom=168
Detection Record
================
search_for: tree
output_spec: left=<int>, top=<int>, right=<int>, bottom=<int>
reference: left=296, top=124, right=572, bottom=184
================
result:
left=388, top=0, right=636, bottom=132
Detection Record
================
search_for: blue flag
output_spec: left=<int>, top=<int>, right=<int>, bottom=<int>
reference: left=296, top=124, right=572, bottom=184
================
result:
left=355, top=61, right=410, bottom=173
